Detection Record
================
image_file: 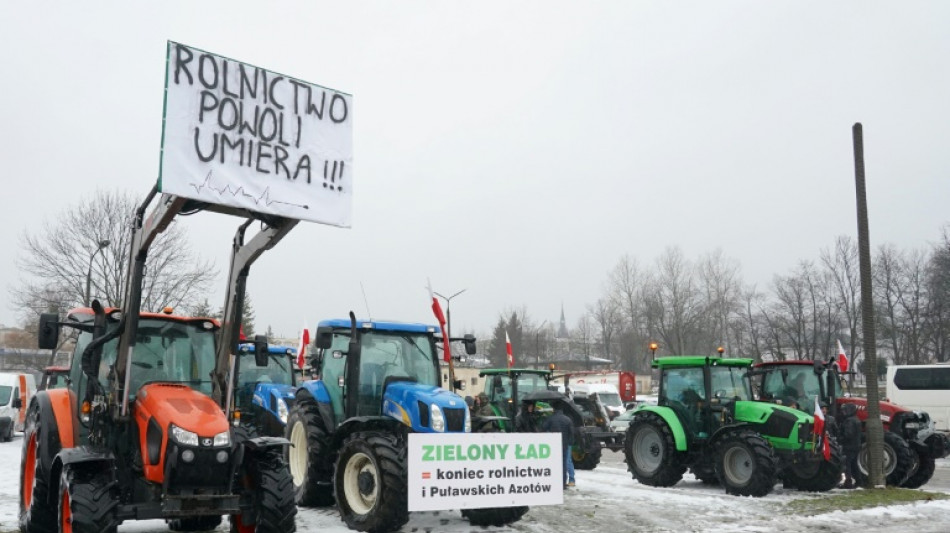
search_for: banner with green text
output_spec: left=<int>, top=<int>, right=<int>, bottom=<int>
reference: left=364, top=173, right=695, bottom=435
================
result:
left=407, top=433, right=563, bottom=511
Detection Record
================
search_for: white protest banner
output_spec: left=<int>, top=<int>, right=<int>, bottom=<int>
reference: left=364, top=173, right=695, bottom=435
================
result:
left=159, top=41, right=353, bottom=227
left=407, top=432, right=562, bottom=512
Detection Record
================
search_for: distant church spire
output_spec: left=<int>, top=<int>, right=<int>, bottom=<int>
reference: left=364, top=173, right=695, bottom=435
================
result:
left=557, top=303, right=569, bottom=338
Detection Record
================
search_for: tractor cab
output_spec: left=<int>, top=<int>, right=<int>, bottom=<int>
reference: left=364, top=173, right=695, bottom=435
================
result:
left=656, top=357, right=754, bottom=440
left=479, top=368, right=552, bottom=422
left=234, top=344, right=298, bottom=436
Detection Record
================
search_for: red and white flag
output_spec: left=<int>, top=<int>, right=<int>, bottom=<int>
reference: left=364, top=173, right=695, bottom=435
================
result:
left=427, top=279, right=451, bottom=362
left=836, top=340, right=849, bottom=373
left=506, top=331, right=514, bottom=368
left=813, top=396, right=831, bottom=461
left=297, top=325, right=310, bottom=370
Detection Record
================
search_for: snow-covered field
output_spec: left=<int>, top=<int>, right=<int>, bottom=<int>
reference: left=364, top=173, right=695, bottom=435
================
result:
left=4, top=437, right=950, bottom=533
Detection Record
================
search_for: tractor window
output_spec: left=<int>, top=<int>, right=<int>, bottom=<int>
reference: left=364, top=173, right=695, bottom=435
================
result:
left=238, top=351, right=294, bottom=387
left=662, top=368, right=706, bottom=405
left=761, top=366, right=819, bottom=410
left=516, top=375, right=549, bottom=398
left=127, top=319, right=217, bottom=396
left=709, top=366, right=752, bottom=401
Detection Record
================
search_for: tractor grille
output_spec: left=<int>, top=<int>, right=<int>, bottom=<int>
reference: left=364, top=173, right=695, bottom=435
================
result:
left=444, top=408, right=465, bottom=432
left=759, top=409, right=797, bottom=439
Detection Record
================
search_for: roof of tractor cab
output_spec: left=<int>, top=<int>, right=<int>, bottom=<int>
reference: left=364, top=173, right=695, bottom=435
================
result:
left=652, top=356, right=754, bottom=368
left=66, top=306, right=220, bottom=327
left=479, top=368, right=552, bottom=377
left=317, top=318, right=438, bottom=333
left=237, top=343, right=297, bottom=355
left=755, top=360, right=814, bottom=367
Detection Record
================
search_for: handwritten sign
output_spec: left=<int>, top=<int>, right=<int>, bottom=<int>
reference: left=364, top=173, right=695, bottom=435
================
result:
left=407, top=432, right=562, bottom=511
left=159, top=41, right=353, bottom=227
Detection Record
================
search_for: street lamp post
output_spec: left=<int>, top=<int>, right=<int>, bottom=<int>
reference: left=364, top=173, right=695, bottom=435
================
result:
left=535, top=319, right=548, bottom=369
left=433, top=288, right=467, bottom=342
left=85, top=239, right=111, bottom=305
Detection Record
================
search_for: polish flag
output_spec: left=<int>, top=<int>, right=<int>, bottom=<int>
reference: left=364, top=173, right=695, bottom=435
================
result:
left=427, top=279, right=451, bottom=362
left=297, top=326, right=310, bottom=370
left=836, top=340, right=849, bottom=373
left=506, top=331, right=514, bottom=368
left=813, top=396, right=831, bottom=461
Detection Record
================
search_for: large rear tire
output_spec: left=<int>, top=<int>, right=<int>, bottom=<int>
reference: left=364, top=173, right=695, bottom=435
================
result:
left=901, top=449, right=936, bottom=489
left=286, top=395, right=335, bottom=506
left=230, top=448, right=297, bottom=533
left=19, top=401, right=57, bottom=533
left=624, top=412, right=685, bottom=487
left=58, top=465, right=119, bottom=533
left=571, top=444, right=602, bottom=470
left=461, top=506, right=529, bottom=527
left=334, top=431, right=408, bottom=533
left=855, top=431, right=914, bottom=486
left=782, top=440, right=844, bottom=492
left=714, top=429, right=778, bottom=497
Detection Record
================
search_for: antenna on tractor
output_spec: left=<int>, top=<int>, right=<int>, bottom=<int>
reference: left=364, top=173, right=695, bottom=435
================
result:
left=360, top=281, right=373, bottom=320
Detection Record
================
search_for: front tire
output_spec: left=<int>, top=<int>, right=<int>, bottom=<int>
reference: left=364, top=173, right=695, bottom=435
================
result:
left=58, top=465, right=119, bottom=533
left=286, top=396, right=335, bottom=506
left=571, top=444, right=602, bottom=470
left=334, top=431, right=408, bottom=533
left=230, top=448, right=297, bottom=533
left=461, top=506, right=529, bottom=526
left=855, top=431, right=915, bottom=486
left=781, top=440, right=844, bottom=492
left=624, top=412, right=685, bottom=487
left=714, top=429, right=778, bottom=497
left=901, top=449, right=936, bottom=489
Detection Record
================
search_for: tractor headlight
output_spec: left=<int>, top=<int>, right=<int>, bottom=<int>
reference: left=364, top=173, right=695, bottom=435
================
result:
left=277, top=398, right=289, bottom=424
left=213, top=430, right=231, bottom=447
left=170, top=424, right=199, bottom=447
left=431, top=404, right=445, bottom=432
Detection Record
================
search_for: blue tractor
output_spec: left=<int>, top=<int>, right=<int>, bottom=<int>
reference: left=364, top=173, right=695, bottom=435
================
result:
left=234, top=343, right=298, bottom=437
left=285, top=314, right=528, bottom=532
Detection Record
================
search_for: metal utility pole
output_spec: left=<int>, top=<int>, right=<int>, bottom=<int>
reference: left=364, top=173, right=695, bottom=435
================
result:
left=434, top=288, right=466, bottom=392
left=853, top=122, right=885, bottom=488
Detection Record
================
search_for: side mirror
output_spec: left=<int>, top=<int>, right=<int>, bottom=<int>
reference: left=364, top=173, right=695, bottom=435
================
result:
left=463, top=334, right=477, bottom=355
left=315, top=326, right=333, bottom=349
left=12, top=397, right=22, bottom=409
left=253, top=335, right=269, bottom=367
left=38, top=313, right=61, bottom=350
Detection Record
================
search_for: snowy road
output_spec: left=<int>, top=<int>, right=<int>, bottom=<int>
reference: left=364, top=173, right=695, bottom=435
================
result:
left=4, top=437, right=950, bottom=533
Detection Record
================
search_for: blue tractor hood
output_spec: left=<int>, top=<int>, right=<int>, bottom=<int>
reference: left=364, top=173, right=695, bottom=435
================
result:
left=382, top=380, right=469, bottom=433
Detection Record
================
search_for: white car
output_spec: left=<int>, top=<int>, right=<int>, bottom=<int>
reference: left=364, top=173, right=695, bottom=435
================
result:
left=609, top=409, right=637, bottom=432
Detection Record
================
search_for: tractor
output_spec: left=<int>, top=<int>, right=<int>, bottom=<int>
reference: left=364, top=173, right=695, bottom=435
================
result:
left=477, top=368, right=623, bottom=470
left=20, top=189, right=299, bottom=533
left=285, top=315, right=528, bottom=533
left=625, top=356, right=842, bottom=497
left=754, top=358, right=950, bottom=488
left=233, top=344, right=298, bottom=438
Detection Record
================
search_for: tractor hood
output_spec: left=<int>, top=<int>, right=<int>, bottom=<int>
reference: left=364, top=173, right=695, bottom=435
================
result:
left=734, top=400, right=814, bottom=450
left=136, top=383, right=229, bottom=437
left=382, top=380, right=468, bottom=433
left=251, top=382, right=296, bottom=410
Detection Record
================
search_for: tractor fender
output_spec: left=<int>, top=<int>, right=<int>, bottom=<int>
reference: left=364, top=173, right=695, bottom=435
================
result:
left=329, top=416, right=404, bottom=449
left=294, top=383, right=337, bottom=433
left=706, top=423, right=751, bottom=448
left=49, top=446, right=115, bottom=501
left=30, top=389, right=77, bottom=477
left=634, top=405, right=689, bottom=451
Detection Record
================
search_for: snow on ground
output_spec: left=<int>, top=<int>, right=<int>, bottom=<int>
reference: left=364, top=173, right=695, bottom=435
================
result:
left=4, top=437, right=950, bottom=533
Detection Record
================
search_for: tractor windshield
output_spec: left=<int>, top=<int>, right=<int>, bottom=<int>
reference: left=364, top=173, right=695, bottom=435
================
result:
left=70, top=318, right=217, bottom=399
left=238, top=350, right=295, bottom=387
left=709, top=365, right=753, bottom=401
left=759, top=365, right=822, bottom=410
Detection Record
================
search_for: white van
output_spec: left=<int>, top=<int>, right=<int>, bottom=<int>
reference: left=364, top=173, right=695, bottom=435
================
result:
left=0, top=372, right=37, bottom=441
left=571, top=383, right=625, bottom=419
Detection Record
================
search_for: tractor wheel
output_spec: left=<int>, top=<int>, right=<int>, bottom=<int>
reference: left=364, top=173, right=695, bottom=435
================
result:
left=855, top=431, right=915, bottom=486
left=782, top=440, right=844, bottom=492
left=58, top=465, right=119, bottom=533
left=624, top=412, right=685, bottom=487
left=714, top=429, right=778, bottom=497
left=167, top=515, right=223, bottom=531
left=286, top=396, right=335, bottom=506
left=901, top=449, right=936, bottom=489
left=571, top=444, right=602, bottom=470
left=461, top=506, right=529, bottom=527
left=230, top=448, right=297, bottom=533
left=334, top=431, right=408, bottom=533
left=20, top=401, right=57, bottom=533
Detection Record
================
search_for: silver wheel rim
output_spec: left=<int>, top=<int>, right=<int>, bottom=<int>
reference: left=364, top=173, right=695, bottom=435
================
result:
left=343, top=451, right=378, bottom=515
left=289, top=420, right=308, bottom=486
left=632, top=426, right=663, bottom=474
left=723, top=445, right=754, bottom=486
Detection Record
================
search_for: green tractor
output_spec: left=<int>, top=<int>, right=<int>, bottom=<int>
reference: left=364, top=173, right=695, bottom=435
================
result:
left=624, top=356, right=842, bottom=497
left=477, top=368, right=623, bottom=470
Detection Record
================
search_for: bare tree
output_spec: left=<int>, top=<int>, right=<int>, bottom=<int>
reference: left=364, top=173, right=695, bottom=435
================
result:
left=588, top=296, right=621, bottom=366
left=698, top=249, right=743, bottom=353
left=926, top=226, right=950, bottom=362
left=646, top=247, right=707, bottom=354
left=820, top=236, right=862, bottom=380
left=10, top=190, right=217, bottom=324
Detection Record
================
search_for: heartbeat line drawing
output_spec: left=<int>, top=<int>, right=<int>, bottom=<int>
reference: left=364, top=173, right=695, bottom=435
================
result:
left=189, top=170, right=309, bottom=210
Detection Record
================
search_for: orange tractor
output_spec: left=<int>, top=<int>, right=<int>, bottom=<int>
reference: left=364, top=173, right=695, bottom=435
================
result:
left=20, top=190, right=298, bottom=533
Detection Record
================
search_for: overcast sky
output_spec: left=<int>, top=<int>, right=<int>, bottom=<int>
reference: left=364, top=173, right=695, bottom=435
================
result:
left=2, top=1, right=948, bottom=339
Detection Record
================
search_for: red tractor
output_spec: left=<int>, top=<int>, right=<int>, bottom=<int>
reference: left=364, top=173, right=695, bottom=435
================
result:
left=20, top=190, right=299, bottom=533
left=753, top=358, right=949, bottom=488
